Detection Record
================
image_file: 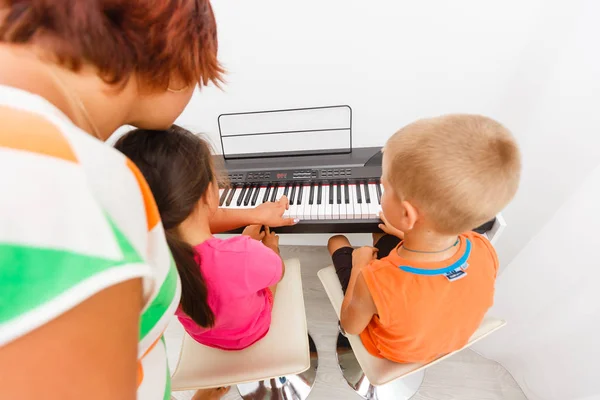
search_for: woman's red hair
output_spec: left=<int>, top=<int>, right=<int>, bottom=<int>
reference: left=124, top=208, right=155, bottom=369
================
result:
left=0, top=0, right=224, bottom=89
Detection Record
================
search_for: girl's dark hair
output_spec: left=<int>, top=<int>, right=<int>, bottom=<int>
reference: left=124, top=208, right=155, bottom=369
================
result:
left=114, top=125, right=216, bottom=327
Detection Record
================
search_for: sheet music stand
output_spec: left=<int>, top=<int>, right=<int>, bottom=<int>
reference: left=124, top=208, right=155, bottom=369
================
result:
left=218, top=105, right=352, bottom=160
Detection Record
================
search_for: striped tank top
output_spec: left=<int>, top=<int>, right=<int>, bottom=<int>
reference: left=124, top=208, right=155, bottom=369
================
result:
left=0, top=84, right=181, bottom=399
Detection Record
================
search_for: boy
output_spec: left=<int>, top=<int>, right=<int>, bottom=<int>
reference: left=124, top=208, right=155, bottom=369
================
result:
left=328, top=114, right=521, bottom=363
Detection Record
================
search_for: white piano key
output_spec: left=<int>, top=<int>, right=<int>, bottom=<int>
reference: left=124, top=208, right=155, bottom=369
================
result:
left=340, top=184, right=347, bottom=219
left=368, top=184, right=379, bottom=218
left=301, top=186, right=311, bottom=220
left=309, top=186, right=319, bottom=220
left=275, top=185, right=286, bottom=201
left=347, top=184, right=356, bottom=219
left=333, top=184, right=341, bottom=219
left=254, top=187, right=267, bottom=207
left=357, top=184, right=368, bottom=219
left=288, top=187, right=299, bottom=219
left=317, top=185, right=326, bottom=220
left=324, top=185, right=332, bottom=220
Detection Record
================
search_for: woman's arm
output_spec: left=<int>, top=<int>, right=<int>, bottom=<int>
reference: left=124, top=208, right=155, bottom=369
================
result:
left=209, top=196, right=298, bottom=233
left=0, top=279, right=142, bottom=400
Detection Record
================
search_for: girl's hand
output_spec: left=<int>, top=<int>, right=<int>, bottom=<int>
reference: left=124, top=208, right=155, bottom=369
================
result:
left=253, top=196, right=299, bottom=227
left=262, top=226, right=280, bottom=253
left=378, top=211, right=405, bottom=240
left=352, top=246, right=378, bottom=268
left=242, top=224, right=265, bottom=241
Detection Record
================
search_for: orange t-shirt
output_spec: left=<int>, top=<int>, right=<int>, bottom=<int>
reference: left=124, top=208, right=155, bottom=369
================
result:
left=359, top=231, right=498, bottom=363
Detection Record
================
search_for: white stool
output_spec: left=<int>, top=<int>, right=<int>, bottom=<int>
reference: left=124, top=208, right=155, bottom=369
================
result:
left=171, top=259, right=317, bottom=400
left=318, top=265, right=506, bottom=400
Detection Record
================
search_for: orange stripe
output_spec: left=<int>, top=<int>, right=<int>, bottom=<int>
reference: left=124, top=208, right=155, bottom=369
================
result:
left=0, top=107, right=78, bottom=162
left=136, top=335, right=163, bottom=388
left=126, top=158, right=161, bottom=230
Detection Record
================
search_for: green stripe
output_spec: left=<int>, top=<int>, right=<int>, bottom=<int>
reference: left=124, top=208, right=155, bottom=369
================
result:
left=162, top=335, right=172, bottom=400
left=139, top=256, right=178, bottom=341
left=0, top=216, right=143, bottom=325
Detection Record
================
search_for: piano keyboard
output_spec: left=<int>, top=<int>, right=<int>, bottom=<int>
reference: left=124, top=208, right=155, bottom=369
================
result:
left=219, top=181, right=384, bottom=221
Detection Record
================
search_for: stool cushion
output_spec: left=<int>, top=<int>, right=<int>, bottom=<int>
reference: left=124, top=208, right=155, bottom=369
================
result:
left=171, top=258, right=309, bottom=391
left=318, top=265, right=506, bottom=386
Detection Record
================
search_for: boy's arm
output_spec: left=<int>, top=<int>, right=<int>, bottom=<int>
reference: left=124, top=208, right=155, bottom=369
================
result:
left=209, top=196, right=297, bottom=233
left=340, top=248, right=378, bottom=335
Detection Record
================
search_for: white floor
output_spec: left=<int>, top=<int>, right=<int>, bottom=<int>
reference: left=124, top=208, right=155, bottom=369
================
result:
left=166, top=245, right=527, bottom=400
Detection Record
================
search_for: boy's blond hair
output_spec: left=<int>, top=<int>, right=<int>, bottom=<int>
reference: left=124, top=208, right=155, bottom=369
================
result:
left=385, top=114, right=521, bottom=234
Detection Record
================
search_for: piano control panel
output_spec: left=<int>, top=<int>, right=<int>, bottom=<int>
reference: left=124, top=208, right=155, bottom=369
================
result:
left=228, top=167, right=374, bottom=185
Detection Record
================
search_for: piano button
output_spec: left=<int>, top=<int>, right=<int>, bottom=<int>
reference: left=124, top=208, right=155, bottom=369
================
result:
left=355, top=183, right=362, bottom=204
left=364, top=181, right=371, bottom=203
left=219, top=187, right=229, bottom=207
left=344, top=183, right=350, bottom=204
left=336, top=183, right=342, bottom=204
left=297, top=184, right=304, bottom=205
left=263, top=185, right=272, bottom=203
left=317, top=183, right=323, bottom=204
left=243, top=185, right=254, bottom=206
left=251, top=186, right=262, bottom=206
left=225, top=186, right=237, bottom=206
left=270, top=186, right=278, bottom=202
left=375, top=181, right=382, bottom=204
left=237, top=185, right=248, bottom=206
left=290, top=184, right=297, bottom=205
left=329, top=183, right=334, bottom=204
left=309, top=183, right=315, bottom=205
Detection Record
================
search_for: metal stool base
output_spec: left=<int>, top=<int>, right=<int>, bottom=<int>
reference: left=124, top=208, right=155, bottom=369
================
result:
left=336, top=333, right=424, bottom=400
left=236, top=335, right=318, bottom=400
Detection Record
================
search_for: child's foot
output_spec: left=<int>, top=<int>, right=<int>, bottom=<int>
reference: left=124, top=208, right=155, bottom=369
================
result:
left=191, top=387, right=230, bottom=400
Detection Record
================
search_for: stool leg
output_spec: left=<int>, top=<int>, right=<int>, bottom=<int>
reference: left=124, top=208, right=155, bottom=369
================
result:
left=336, top=333, right=424, bottom=400
left=236, top=334, right=318, bottom=400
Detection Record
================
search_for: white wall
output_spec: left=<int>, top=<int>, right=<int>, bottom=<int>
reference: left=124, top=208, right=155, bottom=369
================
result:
left=172, top=0, right=600, bottom=266
left=473, top=163, right=600, bottom=400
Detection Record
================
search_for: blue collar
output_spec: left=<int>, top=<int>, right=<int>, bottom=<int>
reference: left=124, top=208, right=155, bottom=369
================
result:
left=398, top=238, right=472, bottom=276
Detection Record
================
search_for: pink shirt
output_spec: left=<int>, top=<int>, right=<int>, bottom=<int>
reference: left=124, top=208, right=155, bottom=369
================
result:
left=176, top=236, right=283, bottom=350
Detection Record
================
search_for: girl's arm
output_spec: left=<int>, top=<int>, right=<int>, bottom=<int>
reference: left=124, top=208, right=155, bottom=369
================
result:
left=209, top=196, right=298, bottom=234
left=0, top=279, right=142, bottom=400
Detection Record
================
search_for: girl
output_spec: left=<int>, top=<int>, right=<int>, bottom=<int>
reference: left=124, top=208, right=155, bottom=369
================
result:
left=114, top=125, right=286, bottom=351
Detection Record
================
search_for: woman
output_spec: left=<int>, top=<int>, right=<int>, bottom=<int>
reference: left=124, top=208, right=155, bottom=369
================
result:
left=0, top=1, right=294, bottom=399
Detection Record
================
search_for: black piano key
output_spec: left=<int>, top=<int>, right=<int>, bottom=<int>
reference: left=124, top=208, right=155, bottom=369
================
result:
left=364, top=181, right=371, bottom=203
left=243, top=185, right=254, bottom=206
left=219, top=187, right=229, bottom=206
left=237, top=185, right=248, bottom=206
left=270, top=186, right=278, bottom=202
left=263, top=185, right=271, bottom=203
left=283, top=184, right=290, bottom=198
left=251, top=185, right=261, bottom=206
left=355, top=183, right=362, bottom=203
left=336, top=183, right=342, bottom=204
left=329, top=183, right=334, bottom=204
left=309, top=183, right=315, bottom=205
left=375, top=181, right=382, bottom=204
left=225, top=186, right=237, bottom=206
left=317, top=183, right=323, bottom=204
left=344, top=182, right=350, bottom=204
left=297, top=184, right=304, bottom=205
left=290, top=184, right=297, bottom=205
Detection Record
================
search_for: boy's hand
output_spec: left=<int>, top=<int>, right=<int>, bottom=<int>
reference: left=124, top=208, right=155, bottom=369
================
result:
left=242, top=224, right=265, bottom=241
left=378, top=211, right=405, bottom=240
left=352, top=246, right=378, bottom=268
left=262, top=226, right=280, bottom=253
left=252, top=196, right=299, bottom=227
